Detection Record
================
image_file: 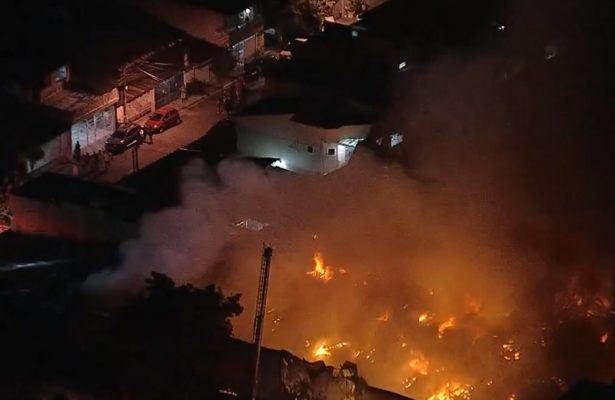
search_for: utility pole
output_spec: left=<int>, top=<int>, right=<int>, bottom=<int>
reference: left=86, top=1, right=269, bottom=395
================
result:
left=251, top=244, right=273, bottom=400
left=131, top=143, right=139, bottom=172
left=121, top=66, right=128, bottom=123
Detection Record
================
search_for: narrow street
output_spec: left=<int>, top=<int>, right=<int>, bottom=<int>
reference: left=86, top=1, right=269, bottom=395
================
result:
left=98, top=96, right=223, bottom=182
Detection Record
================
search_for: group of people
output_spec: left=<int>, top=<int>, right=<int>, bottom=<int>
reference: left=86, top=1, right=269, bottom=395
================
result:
left=73, top=141, right=111, bottom=175
left=217, top=79, right=246, bottom=119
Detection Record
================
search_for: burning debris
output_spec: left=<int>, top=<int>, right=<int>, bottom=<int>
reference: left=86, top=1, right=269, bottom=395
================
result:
left=437, top=317, right=456, bottom=339
left=216, top=339, right=414, bottom=400
left=426, top=382, right=473, bottom=400
left=307, top=252, right=335, bottom=282
left=312, top=341, right=351, bottom=359
left=501, top=340, right=521, bottom=362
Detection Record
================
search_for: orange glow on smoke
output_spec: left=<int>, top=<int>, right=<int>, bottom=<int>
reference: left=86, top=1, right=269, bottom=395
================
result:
left=377, top=310, right=390, bottom=321
left=438, top=317, right=456, bottom=339
left=307, top=252, right=334, bottom=282
left=464, top=294, right=482, bottom=315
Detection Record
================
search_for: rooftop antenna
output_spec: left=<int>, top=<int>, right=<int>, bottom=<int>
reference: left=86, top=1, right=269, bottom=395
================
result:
left=251, top=244, right=273, bottom=400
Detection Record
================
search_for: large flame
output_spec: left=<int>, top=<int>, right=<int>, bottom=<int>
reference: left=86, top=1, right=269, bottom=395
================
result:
left=408, top=352, right=430, bottom=376
left=312, top=340, right=350, bottom=359
left=307, top=252, right=334, bottom=282
left=437, top=317, right=456, bottom=339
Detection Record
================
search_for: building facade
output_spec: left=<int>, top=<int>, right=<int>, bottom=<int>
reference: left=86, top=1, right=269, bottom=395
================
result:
left=136, top=0, right=265, bottom=67
left=235, top=97, right=373, bottom=175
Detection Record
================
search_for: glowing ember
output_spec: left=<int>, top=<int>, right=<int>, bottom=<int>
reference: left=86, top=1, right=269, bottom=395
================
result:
left=408, top=352, right=430, bottom=376
left=601, top=332, right=609, bottom=343
left=403, top=376, right=417, bottom=389
left=307, top=252, right=334, bottom=282
left=427, top=382, right=473, bottom=400
left=377, top=310, right=390, bottom=321
left=418, top=312, right=431, bottom=324
left=502, top=340, right=521, bottom=361
left=438, top=317, right=456, bottom=339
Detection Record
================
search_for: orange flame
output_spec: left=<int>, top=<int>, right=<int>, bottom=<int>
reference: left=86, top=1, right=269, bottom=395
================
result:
left=307, top=252, right=334, bottom=282
left=313, top=342, right=331, bottom=358
left=312, top=340, right=349, bottom=358
left=601, top=332, right=609, bottom=343
left=418, top=312, right=430, bottom=324
left=438, top=317, right=456, bottom=339
left=427, top=382, right=473, bottom=400
left=408, top=352, right=430, bottom=376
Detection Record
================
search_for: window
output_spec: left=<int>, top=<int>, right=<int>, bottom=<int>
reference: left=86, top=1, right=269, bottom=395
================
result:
left=307, top=145, right=314, bottom=153
left=51, top=65, right=68, bottom=83
left=327, top=148, right=336, bottom=156
left=237, top=7, right=254, bottom=27
left=226, top=7, right=255, bottom=30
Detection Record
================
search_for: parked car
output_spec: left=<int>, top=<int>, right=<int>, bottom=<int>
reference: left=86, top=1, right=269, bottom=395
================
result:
left=144, top=107, right=181, bottom=133
left=104, top=123, right=144, bottom=154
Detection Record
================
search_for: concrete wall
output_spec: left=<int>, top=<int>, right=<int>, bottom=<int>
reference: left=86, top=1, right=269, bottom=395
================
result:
left=29, top=130, right=72, bottom=172
left=125, top=89, right=154, bottom=122
left=7, top=194, right=136, bottom=241
left=235, top=114, right=371, bottom=174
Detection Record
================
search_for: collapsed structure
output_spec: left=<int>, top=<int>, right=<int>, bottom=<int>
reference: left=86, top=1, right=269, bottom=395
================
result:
left=218, top=338, right=413, bottom=400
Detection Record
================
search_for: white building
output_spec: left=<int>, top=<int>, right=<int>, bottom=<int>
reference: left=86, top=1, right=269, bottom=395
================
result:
left=235, top=97, right=373, bottom=174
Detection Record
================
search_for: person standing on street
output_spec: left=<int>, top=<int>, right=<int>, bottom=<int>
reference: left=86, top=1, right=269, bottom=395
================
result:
left=147, top=128, right=154, bottom=144
left=103, top=151, right=111, bottom=170
left=73, top=141, right=81, bottom=162
left=181, top=85, right=187, bottom=103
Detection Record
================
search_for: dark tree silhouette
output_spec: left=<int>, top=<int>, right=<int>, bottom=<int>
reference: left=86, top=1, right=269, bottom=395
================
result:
left=0, top=272, right=243, bottom=399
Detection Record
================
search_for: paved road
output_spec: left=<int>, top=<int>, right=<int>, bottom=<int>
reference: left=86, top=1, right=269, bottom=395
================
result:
left=98, top=96, right=223, bottom=183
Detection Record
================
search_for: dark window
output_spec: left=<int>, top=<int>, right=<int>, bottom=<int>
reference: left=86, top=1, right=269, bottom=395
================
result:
left=328, top=148, right=336, bottom=156
left=307, top=145, right=314, bottom=153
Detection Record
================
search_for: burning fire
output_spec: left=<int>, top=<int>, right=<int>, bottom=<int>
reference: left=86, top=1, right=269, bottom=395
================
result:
left=313, top=342, right=331, bottom=358
left=408, top=352, right=430, bottom=376
left=307, top=252, right=334, bottom=282
left=269, top=251, right=615, bottom=400
left=438, top=317, right=456, bottom=339
left=312, top=341, right=350, bottom=359
left=427, top=382, right=473, bottom=400
left=418, top=312, right=431, bottom=324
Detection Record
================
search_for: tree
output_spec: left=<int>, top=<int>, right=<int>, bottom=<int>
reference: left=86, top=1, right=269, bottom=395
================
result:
left=211, top=49, right=238, bottom=82
left=286, top=0, right=368, bottom=34
left=93, top=272, right=244, bottom=399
